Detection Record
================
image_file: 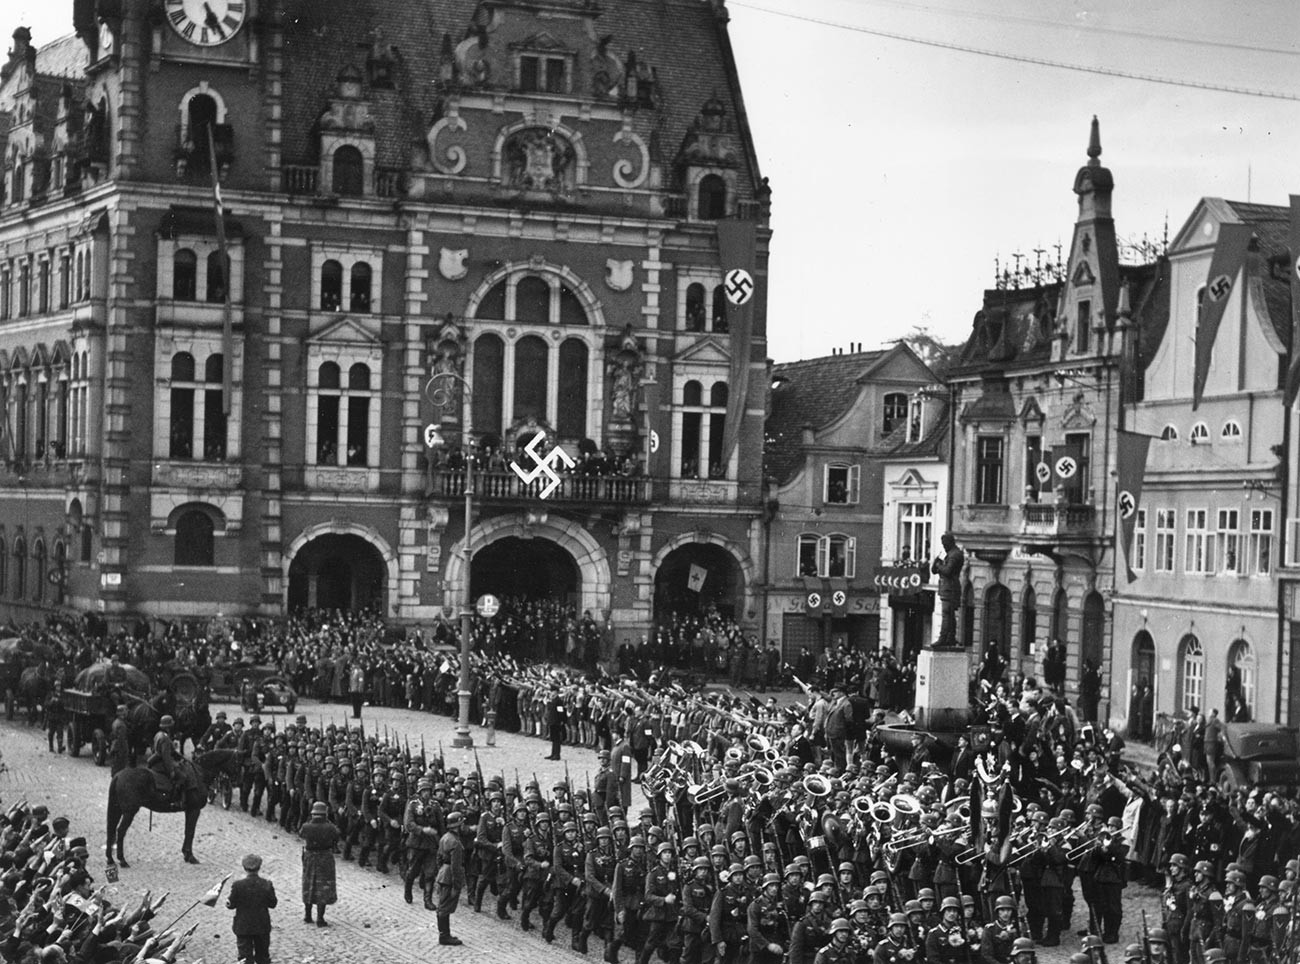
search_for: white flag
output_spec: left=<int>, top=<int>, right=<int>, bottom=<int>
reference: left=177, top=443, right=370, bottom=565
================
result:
left=687, top=564, right=707, bottom=592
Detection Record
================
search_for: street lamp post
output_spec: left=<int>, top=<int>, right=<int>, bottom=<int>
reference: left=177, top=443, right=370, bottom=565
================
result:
left=425, top=370, right=475, bottom=748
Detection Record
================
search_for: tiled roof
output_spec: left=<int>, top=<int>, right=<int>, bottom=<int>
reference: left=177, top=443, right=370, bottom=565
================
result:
left=279, top=0, right=761, bottom=196
left=949, top=283, right=1062, bottom=376
left=34, top=33, right=86, bottom=81
left=765, top=350, right=885, bottom=484
left=877, top=398, right=950, bottom=459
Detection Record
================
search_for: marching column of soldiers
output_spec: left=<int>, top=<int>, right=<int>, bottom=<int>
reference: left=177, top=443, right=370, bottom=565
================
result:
left=195, top=706, right=1300, bottom=964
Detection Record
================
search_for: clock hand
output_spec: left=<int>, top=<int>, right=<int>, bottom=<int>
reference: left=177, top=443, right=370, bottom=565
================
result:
left=203, top=2, right=227, bottom=37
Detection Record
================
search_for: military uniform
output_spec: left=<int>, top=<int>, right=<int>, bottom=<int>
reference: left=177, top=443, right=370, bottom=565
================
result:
left=710, top=871, right=751, bottom=964
left=547, top=827, right=587, bottom=946
left=610, top=843, right=649, bottom=963
left=748, top=887, right=790, bottom=964
left=638, top=854, right=681, bottom=964
left=403, top=786, right=443, bottom=908
left=681, top=864, right=716, bottom=964
left=584, top=836, right=619, bottom=954
left=520, top=819, right=555, bottom=931
left=499, top=809, right=530, bottom=919
left=473, top=804, right=505, bottom=912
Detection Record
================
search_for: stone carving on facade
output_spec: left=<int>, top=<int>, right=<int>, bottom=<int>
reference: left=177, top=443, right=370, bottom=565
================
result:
left=607, top=325, right=643, bottom=422
left=454, top=27, right=492, bottom=89
left=425, top=105, right=469, bottom=175
left=612, top=121, right=650, bottom=189
left=428, top=315, right=468, bottom=416
left=439, top=247, right=469, bottom=281
left=605, top=258, right=633, bottom=291
left=314, top=469, right=370, bottom=491
left=154, top=463, right=241, bottom=489
left=504, top=128, right=575, bottom=192
left=1061, top=392, right=1097, bottom=429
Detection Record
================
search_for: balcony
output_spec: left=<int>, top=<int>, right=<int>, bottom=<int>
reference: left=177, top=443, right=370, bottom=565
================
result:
left=282, top=165, right=319, bottom=195
left=1017, top=501, right=1101, bottom=558
left=427, top=468, right=649, bottom=507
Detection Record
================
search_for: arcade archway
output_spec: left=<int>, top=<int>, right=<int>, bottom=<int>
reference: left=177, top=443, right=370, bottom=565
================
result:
left=470, top=537, right=579, bottom=604
left=654, top=542, right=742, bottom=621
left=287, top=533, right=386, bottom=613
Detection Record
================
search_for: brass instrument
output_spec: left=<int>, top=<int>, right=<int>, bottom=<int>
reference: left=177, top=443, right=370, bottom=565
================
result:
left=1007, top=825, right=1071, bottom=866
left=1066, top=828, right=1114, bottom=861
left=944, top=798, right=972, bottom=822
left=803, top=774, right=832, bottom=798
left=890, top=793, right=922, bottom=818
left=869, top=799, right=897, bottom=825
left=689, top=780, right=727, bottom=805
left=851, top=795, right=875, bottom=817
left=882, top=824, right=964, bottom=858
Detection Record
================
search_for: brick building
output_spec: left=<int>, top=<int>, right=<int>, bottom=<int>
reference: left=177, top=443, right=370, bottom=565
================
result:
left=0, top=0, right=771, bottom=640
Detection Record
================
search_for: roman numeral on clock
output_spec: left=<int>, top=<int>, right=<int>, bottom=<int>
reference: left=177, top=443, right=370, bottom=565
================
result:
left=224, top=14, right=240, bottom=30
left=168, top=9, right=186, bottom=25
left=182, top=22, right=196, bottom=39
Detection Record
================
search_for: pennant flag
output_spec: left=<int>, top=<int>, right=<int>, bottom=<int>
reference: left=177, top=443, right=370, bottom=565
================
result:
left=1116, top=429, right=1153, bottom=583
left=206, top=124, right=235, bottom=416
left=715, top=217, right=759, bottom=465
left=1192, top=222, right=1254, bottom=410
left=200, top=873, right=232, bottom=907
left=686, top=564, right=708, bottom=593
left=1285, top=196, right=1300, bottom=408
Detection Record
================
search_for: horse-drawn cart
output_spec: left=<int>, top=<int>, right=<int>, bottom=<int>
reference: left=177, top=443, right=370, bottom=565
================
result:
left=61, top=662, right=155, bottom=765
left=0, top=637, right=56, bottom=721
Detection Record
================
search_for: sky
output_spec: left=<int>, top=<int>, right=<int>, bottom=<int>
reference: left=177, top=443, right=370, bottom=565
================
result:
left=10, top=0, right=1300, bottom=364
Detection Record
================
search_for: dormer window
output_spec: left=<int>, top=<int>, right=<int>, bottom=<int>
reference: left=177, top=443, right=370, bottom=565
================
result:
left=883, top=392, right=908, bottom=435
left=698, top=175, right=727, bottom=221
left=1189, top=422, right=1209, bottom=444
left=519, top=54, right=568, bottom=94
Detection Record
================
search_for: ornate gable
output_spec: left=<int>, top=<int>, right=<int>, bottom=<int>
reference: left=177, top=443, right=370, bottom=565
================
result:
left=309, top=315, right=380, bottom=346
left=673, top=335, right=730, bottom=366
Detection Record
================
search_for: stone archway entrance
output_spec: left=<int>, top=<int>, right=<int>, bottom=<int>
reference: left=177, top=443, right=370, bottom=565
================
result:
left=287, top=533, right=387, bottom=613
left=471, top=537, right=579, bottom=605
left=654, top=543, right=742, bottom=621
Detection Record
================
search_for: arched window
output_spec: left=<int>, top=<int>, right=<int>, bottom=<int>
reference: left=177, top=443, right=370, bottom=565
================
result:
left=1221, top=420, right=1242, bottom=441
left=984, top=583, right=1012, bottom=662
left=31, top=539, right=45, bottom=603
left=477, top=280, right=506, bottom=320
left=710, top=382, right=729, bottom=408
left=174, top=510, right=214, bottom=566
left=1020, top=586, right=1037, bottom=657
left=173, top=249, right=197, bottom=301
left=1051, top=587, right=1069, bottom=648
left=960, top=580, right=975, bottom=649
left=821, top=533, right=856, bottom=578
left=1081, top=590, right=1105, bottom=671
left=516, top=277, right=551, bottom=325
left=205, top=250, right=227, bottom=303
left=320, top=260, right=343, bottom=311
left=883, top=392, right=908, bottom=435
left=685, top=283, right=706, bottom=331
left=315, top=361, right=341, bottom=465
left=169, top=352, right=196, bottom=459
left=1227, top=639, right=1255, bottom=722
left=683, top=381, right=703, bottom=407
left=711, top=285, right=728, bottom=333
left=698, top=174, right=727, bottom=220
left=333, top=145, right=364, bottom=196
left=80, top=524, right=92, bottom=564
left=12, top=538, right=25, bottom=599
left=349, top=262, right=372, bottom=313
left=1189, top=422, right=1209, bottom=444
left=471, top=334, right=505, bottom=436
left=513, top=335, right=549, bottom=421
left=1177, top=634, right=1204, bottom=715
left=796, top=533, right=819, bottom=577
left=1160, top=424, right=1179, bottom=442
left=559, top=285, right=588, bottom=325
left=187, top=94, right=218, bottom=173
left=203, top=353, right=227, bottom=460
left=556, top=339, right=588, bottom=439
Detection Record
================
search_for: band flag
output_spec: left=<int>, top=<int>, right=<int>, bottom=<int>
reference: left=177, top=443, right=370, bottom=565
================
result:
left=1192, top=223, right=1253, bottom=410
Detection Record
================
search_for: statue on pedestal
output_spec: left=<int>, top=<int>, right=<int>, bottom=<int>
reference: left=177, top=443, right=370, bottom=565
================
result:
left=931, top=532, right=965, bottom=648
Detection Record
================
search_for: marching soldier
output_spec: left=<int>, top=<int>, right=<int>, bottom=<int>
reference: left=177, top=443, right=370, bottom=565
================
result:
left=473, top=791, right=505, bottom=913
left=1164, top=854, right=1193, bottom=964
left=548, top=820, right=587, bottom=948
left=610, top=834, right=649, bottom=964
left=1189, top=860, right=1224, bottom=964
left=748, top=871, right=790, bottom=964
left=584, top=826, right=619, bottom=960
left=711, top=860, right=751, bottom=964
left=402, top=777, right=441, bottom=909
left=1094, top=816, right=1130, bottom=944
left=521, top=810, right=556, bottom=932
left=638, top=841, right=681, bottom=964
left=682, top=855, right=717, bottom=964
left=378, top=770, right=406, bottom=875
left=816, top=918, right=858, bottom=964
left=790, top=889, right=834, bottom=964
left=499, top=799, right=531, bottom=920
left=981, top=896, right=1021, bottom=964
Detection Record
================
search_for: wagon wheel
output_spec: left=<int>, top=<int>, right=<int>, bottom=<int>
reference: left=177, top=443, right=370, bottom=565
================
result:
left=168, top=672, right=201, bottom=713
left=66, top=718, right=81, bottom=757
left=92, top=728, right=107, bottom=766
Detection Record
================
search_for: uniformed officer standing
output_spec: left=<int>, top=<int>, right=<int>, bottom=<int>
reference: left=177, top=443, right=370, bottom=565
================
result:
left=980, top=896, right=1021, bottom=964
left=1163, top=854, right=1193, bottom=964
left=924, top=897, right=970, bottom=964
left=790, top=889, right=833, bottom=964
left=748, top=872, right=790, bottom=964
left=638, top=841, right=681, bottom=964
left=433, top=810, right=466, bottom=946
left=403, top=778, right=441, bottom=908
left=1093, top=817, right=1130, bottom=944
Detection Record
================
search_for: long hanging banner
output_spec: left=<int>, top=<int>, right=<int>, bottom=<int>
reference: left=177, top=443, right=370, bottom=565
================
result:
left=1192, top=223, right=1253, bottom=410
left=1116, top=429, right=1153, bottom=583
left=715, top=217, right=758, bottom=465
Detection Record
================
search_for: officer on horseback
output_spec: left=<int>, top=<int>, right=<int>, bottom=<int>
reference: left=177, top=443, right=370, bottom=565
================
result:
left=148, top=714, right=189, bottom=806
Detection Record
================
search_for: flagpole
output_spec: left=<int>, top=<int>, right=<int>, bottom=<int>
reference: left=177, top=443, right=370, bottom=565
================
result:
left=206, top=124, right=234, bottom=417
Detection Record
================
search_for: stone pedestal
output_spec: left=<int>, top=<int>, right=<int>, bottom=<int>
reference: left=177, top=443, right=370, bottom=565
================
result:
left=915, top=648, right=970, bottom=730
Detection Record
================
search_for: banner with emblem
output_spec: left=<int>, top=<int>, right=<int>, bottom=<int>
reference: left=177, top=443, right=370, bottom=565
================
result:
left=1193, top=222, right=1254, bottom=410
left=802, top=575, right=828, bottom=616
left=1116, top=429, right=1153, bottom=583
left=828, top=577, right=849, bottom=617
left=1051, top=443, right=1082, bottom=489
left=716, top=217, right=759, bottom=465
left=1035, top=448, right=1054, bottom=495
left=1285, top=196, right=1300, bottom=408
left=687, top=563, right=708, bottom=593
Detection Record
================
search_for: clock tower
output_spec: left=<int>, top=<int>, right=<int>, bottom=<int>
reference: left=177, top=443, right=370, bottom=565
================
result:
left=152, top=0, right=260, bottom=66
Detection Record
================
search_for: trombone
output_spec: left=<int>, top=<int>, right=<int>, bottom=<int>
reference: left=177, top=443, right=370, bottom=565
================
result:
left=882, top=824, right=964, bottom=858
left=1066, top=829, right=1115, bottom=861
left=1007, top=825, right=1071, bottom=866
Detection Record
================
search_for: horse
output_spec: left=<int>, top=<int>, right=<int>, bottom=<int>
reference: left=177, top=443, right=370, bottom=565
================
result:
left=105, top=748, right=243, bottom=868
left=18, top=663, right=54, bottom=726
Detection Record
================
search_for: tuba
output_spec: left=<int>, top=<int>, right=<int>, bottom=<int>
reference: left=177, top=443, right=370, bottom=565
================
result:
left=852, top=795, right=875, bottom=817
left=803, top=774, right=832, bottom=799
left=890, top=793, right=922, bottom=819
left=869, top=799, right=897, bottom=825
left=746, top=733, right=771, bottom=756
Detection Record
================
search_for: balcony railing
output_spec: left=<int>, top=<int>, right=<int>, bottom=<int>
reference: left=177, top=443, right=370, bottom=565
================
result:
left=282, top=165, right=320, bottom=195
left=428, top=468, right=649, bottom=506
left=376, top=167, right=405, bottom=197
left=1020, top=502, right=1098, bottom=539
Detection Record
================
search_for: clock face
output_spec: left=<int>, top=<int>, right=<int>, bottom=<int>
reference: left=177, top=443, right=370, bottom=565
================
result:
left=164, top=0, right=246, bottom=47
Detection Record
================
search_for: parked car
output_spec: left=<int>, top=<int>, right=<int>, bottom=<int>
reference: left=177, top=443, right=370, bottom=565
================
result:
left=241, top=675, right=297, bottom=715
left=1216, top=723, right=1300, bottom=791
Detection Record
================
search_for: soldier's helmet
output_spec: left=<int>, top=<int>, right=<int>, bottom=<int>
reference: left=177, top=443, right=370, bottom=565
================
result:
left=1012, top=938, right=1036, bottom=955
left=831, top=918, right=853, bottom=935
left=995, top=896, right=1016, bottom=911
left=888, top=912, right=908, bottom=927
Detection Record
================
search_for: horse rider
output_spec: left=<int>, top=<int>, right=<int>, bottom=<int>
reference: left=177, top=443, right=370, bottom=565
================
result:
left=148, top=714, right=187, bottom=804
left=110, top=704, right=131, bottom=774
